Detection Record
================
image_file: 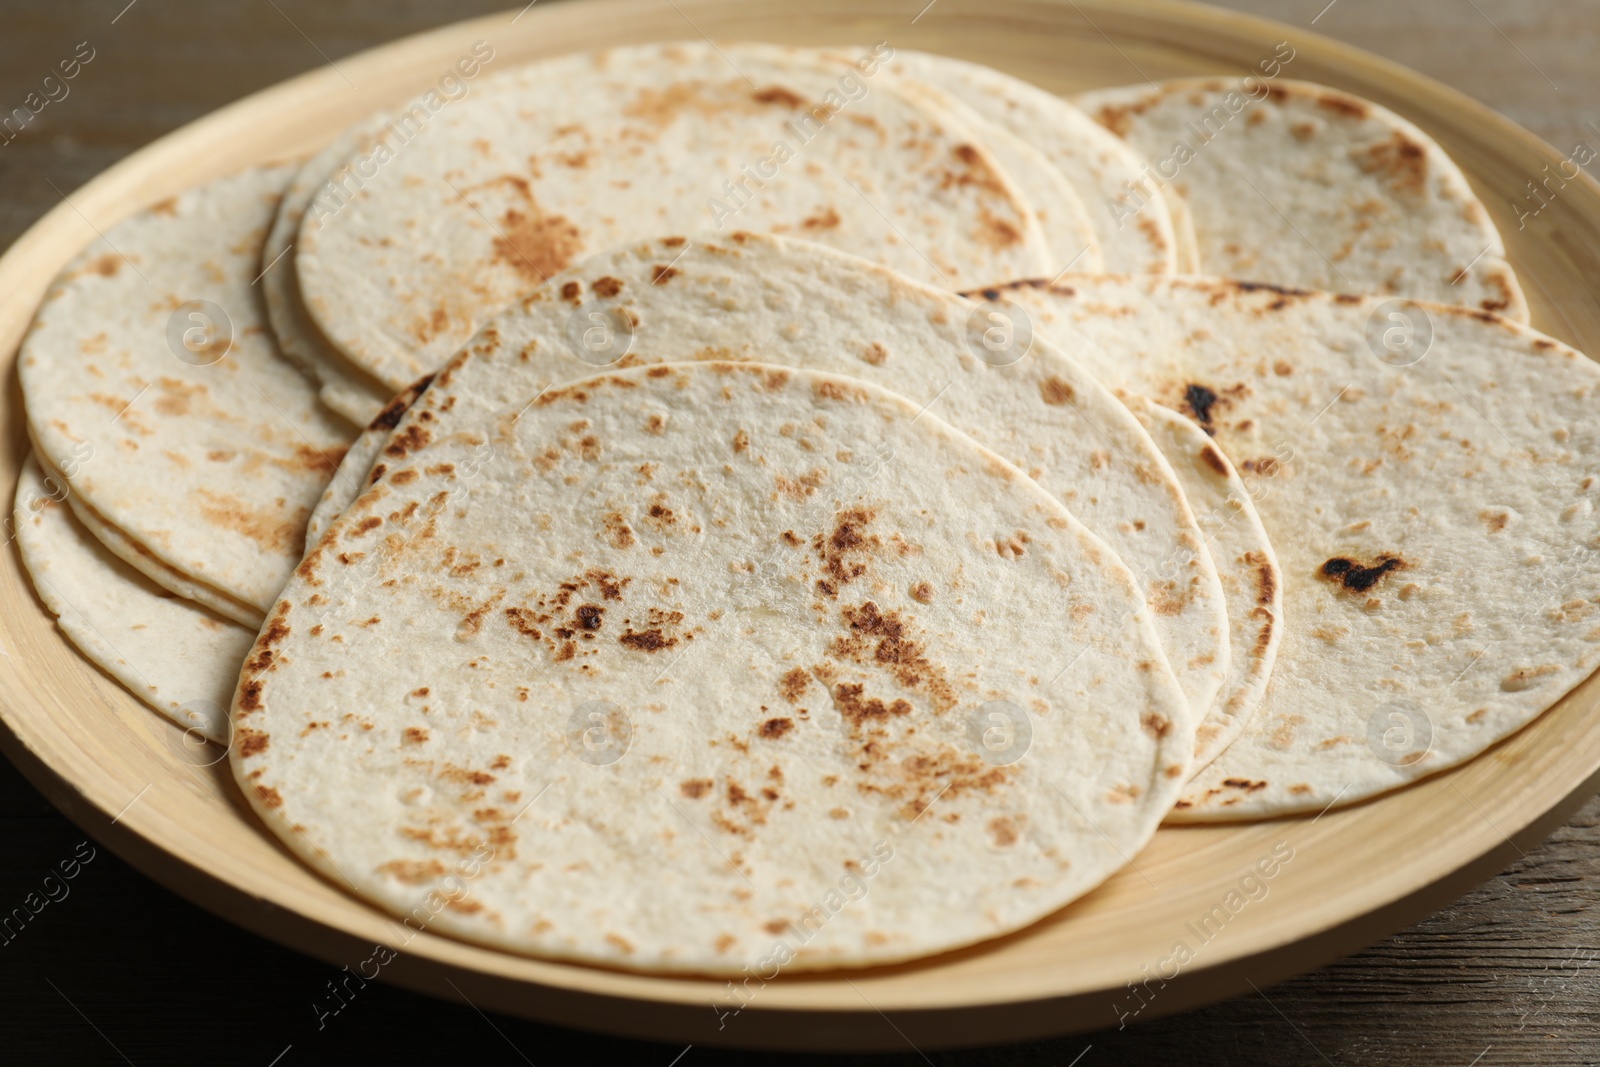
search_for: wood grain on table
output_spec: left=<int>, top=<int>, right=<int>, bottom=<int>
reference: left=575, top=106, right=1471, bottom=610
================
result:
left=1, top=1, right=1598, bottom=1063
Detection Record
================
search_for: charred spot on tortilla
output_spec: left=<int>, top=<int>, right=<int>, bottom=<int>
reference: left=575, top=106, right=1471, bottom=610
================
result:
left=1183, top=383, right=1220, bottom=432
left=1319, top=555, right=1405, bottom=592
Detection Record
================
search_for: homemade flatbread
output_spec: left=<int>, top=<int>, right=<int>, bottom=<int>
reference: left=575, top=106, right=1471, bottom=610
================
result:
left=1075, top=78, right=1527, bottom=320
left=261, top=115, right=396, bottom=427
left=892, top=51, right=1178, bottom=275
left=16, top=457, right=252, bottom=743
left=294, top=42, right=1056, bottom=391
left=233, top=361, right=1192, bottom=972
left=1005, top=275, right=1600, bottom=818
left=308, top=233, right=1231, bottom=727
left=19, top=164, right=356, bottom=617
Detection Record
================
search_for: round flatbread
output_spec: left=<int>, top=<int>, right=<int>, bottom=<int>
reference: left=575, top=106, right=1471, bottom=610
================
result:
left=309, top=232, right=1231, bottom=728
left=1008, top=275, right=1600, bottom=819
left=16, top=456, right=252, bottom=743
left=892, top=51, right=1178, bottom=274
left=294, top=42, right=1055, bottom=391
left=19, top=164, right=356, bottom=617
left=233, top=361, right=1191, bottom=972
left=1075, top=78, right=1526, bottom=320
left=261, top=116, right=396, bottom=427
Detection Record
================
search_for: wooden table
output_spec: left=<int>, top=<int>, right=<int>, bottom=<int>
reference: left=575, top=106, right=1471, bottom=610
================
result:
left=1, top=1, right=1597, bottom=1062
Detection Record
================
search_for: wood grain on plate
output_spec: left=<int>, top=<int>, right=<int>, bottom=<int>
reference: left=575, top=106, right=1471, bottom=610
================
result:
left=2, top=0, right=1600, bottom=1052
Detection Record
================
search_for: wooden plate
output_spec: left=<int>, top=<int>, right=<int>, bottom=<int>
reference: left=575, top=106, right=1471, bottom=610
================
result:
left=3, top=0, right=1599, bottom=1051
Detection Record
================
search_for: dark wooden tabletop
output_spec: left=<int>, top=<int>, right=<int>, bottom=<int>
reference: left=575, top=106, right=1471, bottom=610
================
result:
left=2, top=1, right=1598, bottom=1063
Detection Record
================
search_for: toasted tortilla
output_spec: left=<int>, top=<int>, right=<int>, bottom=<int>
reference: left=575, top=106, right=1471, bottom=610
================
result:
left=307, top=233, right=1230, bottom=728
left=892, top=51, right=1177, bottom=274
left=1075, top=79, right=1526, bottom=320
left=1004, top=275, right=1600, bottom=819
left=19, top=164, right=356, bottom=617
left=16, top=457, right=252, bottom=743
left=234, top=361, right=1191, bottom=972
left=1121, top=395, right=1282, bottom=774
left=886, top=75, right=1102, bottom=275
left=261, top=115, right=396, bottom=427
left=294, top=42, right=1056, bottom=391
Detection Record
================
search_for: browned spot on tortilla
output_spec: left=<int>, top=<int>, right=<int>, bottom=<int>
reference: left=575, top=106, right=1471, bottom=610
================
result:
left=575, top=604, right=604, bottom=630
left=237, top=727, right=269, bottom=757
left=1357, top=131, right=1429, bottom=194
left=504, top=607, right=542, bottom=641
left=861, top=341, right=888, bottom=366
left=255, top=785, right=283, bottom=809
left=813, top=507, right=879, bottom=598
left=1480, top=509, right=1510, bottom=533
left=403, top=727, right=430, bottom=745
left=776, top=468, right=827, bottom=502
left=681, top=778, right=713, bottom=798
left=602, top=512, right=635, bottom=549
left=1319, top=555, right=1405, bottom=593
left=560, top=280, right=582, bottom=302
left=988, top=816, right=1019, bottom=848
left=946, top=144, right=1009, bottom=198
left=832, top=682, right=912, bottom=725
left=592, top=275, right=623, bottom=297
left=1222, top=778, right=1268, bottom=792
left=384, top=423, right=432, bottom=458
left=1147, top=578, right=1188, bottom=616
left=760, top=717, right=794, bottom=739
left=494, top=208, right=582, bottom=282
left=1039, top=377, right=1075, bottom=405
left=90, top=253, right=122, bottom=276
left=378, top=859, right=448, bottom=884
left=831, top=601, right=958, bottom=712
left=910, top=581, right=935, bottom=604
left=1317, top=93, right=1368, bottom=119
left=732, top=429, right=750, bottom=453
left=802, top=207, right=841, bottom=231
left=651, top=264, right=678, bottom=284
left=1199, top=445, right=1228, bottom=476
left=620, top=628, right=676, bottom=651
left=976, top=208, right=1023, bottom=249
left=780, top=529, right=802, bottom=547
left=779, top=667, right=810, bottom=704
left=1141, top=713, right=1171, bottom=739
left=753, top=86, right=804, bottom=108
left=194, top=489, right=305, bottom=554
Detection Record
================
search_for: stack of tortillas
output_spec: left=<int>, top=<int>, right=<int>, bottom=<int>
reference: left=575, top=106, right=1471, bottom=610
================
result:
left=15, top=40, right=1593, bottom=974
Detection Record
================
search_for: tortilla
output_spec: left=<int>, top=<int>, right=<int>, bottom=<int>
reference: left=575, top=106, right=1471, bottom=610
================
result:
left=261, top=115, right=396, bottom=427
left=1003, top=274, right=1600, bottom=819
left=294, top=42, right=1055, bottom=391
left=889, top=77, right=1103, bottom=275
left=233, top=360, right=1191, bottom=972
left=19, top=164, right=356, bottom=617
left=16, top=456, right=252, bottom=743
left=891, top=51, right=1177, bottom=274
left=1074, top=78, right=1527, bottom=320
left=1121, top=395, right=1282, bottom=772
left=305, top=376, right=433, bottom=550
left=310, top=232, right=1230, bottom=726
